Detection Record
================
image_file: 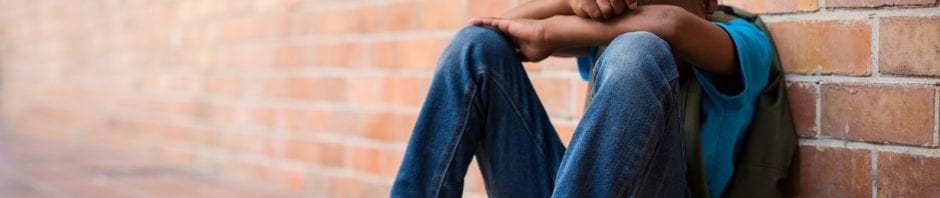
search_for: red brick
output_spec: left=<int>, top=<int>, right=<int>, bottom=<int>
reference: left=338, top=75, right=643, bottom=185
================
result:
left=420, top=0, right=465, bottom=29
left=360, top=2, right=421, bottom=33
left=820, top=84, right=935, bottom=145
left=220, top=161, right=276, bottom=184
left=272, top=45, right=305, bottom=67
left=279, top=168, right=306, bottom=190
left=176, top=48, right=217, bottom=68
left=532, top=57, right=578, bottom=72
left=304, top=1, right=426, bottom=35
left=310, top=9, right=365, bottom=34
left=382, top=75, right=432, bottom=108
left=217, top=14, right=291, bottom=41
left=879, top=16, right=940, bottom=77
left=205, top=76, right=242, bottom=95
left=348, top=146, right=381, bottom=174
left=378, top=149, right=405, bottom=177
left=795, top=146, right=871, bottom=197
left=721, top=0, right=819, bottom=13
left=160, top=146, right=198, bottom=165
left=312, top=43, right=363, bottom=67
left=321, top=176, right=367, bottom=197
left=263, top=77, right=347, bottom=102
left=371, top=38, right=447, bottom=70
left=531, top=77, right=576, bottom=118
left=346, top=75, right=385, bottom=106
left=246, top=106, right=277, bottom=128
left=469, top=0, right=514, bottom=18
left=827, top=0, right=936, bottom=7
left=216, top=18, right=247, bottom=42
left=770, top=20, right=871, bottom=75
left=280, top=109, right=318, bottom=133
left=363, top=112, right=415, bottom=142
left=285, top=139, right=345, bottom=167
left=877, top=152, right=940, bottom=197
left=553, top=122, right=577, bottom=147
left=224, top=46, right=272, bottom=67
left=324, top=111, right=367, bottom=134
left=140, top=122, right=194, bottom=142
left=259, top=14, right=291, bottom=38
left=786, top=82, right=817, bottom=137
left=465, top=160, right=488, bottom=194
left=204, top=103, right=238, bottom=124
left=573, top=78, right=589, bottom=116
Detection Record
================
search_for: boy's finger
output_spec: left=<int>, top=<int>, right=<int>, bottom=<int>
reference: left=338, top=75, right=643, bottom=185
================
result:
left=595, top=0, right=613, bottom=19
left=468, top=17, right=511, bottom=34
left=610, top=0, right=626, bottom=15
left=585, top=2, right=603, bottom=20
left=468, top=17, right=495, bottom=26
left=627, top=0, right=638, bottom=10
left=571, top=1, right=588, bottom=18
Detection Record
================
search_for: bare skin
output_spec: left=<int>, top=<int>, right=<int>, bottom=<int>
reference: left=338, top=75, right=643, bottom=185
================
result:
left=502, top=0, right=637, bottom=20
left=475, top=0, right=744, bottom=92
left=501, top=0, right=638, bottom=57
left=473, top=4, right=737, bottom=76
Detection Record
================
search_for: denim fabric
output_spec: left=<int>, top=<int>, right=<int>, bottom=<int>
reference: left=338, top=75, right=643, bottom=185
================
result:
left=391, top=26, right=689, bottom=197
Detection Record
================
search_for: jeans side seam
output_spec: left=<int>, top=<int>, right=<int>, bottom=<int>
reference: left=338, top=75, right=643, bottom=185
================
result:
left=488, top=72, right=557, bottom=179
left=430, top=80, right=478, bottom=198
left=613, top=104, right=668, bottom=197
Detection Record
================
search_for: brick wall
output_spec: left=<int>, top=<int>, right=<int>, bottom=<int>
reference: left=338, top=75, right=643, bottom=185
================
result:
left=0, top=0, right=937, bottom=197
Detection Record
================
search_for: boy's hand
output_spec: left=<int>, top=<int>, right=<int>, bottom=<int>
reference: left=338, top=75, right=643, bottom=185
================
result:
left=469, top=17, right=554, bottom=62
left=567, top=0, right=637, bottom=20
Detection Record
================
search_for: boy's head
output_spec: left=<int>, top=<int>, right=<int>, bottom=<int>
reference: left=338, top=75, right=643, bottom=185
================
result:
left=638, top=0, right=718, bottom=17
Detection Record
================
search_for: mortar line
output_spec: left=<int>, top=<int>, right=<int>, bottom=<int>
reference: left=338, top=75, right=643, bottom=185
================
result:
left=871, top=149, right=878, bottom=198
left=799, top=138, right=940, bottom=157
left=785, top=74, right=940, bottom=84
left=871, top=14, right=880, bottom=78
left=934, top=86, right=939, bottom=147
left=815, top=81, right=822, bottom=137
left=461, top=0, right=469, bottom=23
left=569, top=77, right=579, bottom=120
left=761, top=6, right=940, bottom=21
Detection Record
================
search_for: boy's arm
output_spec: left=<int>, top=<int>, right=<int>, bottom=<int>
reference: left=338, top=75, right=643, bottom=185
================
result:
left=502, top=0, right=571, bottom=19
left=501, top=0, right=594, bottom=58
left=473, top=5, right=738, bottom=76
left=501, top=0, right=638, bottom=57
left=503, top=0, right=635, bottom=20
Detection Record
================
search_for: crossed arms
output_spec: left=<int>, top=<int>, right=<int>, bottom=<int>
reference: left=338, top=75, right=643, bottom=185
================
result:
left=470, top=0, right=739, bottom=76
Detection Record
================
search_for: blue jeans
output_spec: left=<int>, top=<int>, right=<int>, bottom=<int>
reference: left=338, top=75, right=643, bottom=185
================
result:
left=391, top=26, right=689, bottom=197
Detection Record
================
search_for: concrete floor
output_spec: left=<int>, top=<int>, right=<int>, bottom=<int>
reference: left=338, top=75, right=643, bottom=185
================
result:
left=0, top=130, right=302, bottom=198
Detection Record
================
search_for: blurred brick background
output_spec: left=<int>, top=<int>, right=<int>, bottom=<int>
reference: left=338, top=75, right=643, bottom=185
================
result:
left=0, top=0, right=937, bottom=197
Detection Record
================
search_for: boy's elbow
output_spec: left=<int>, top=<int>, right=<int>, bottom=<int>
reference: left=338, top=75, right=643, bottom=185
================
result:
left=649, top=6, right=690, bottom=42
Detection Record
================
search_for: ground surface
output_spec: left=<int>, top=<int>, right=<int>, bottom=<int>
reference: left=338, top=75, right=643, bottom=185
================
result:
left=0, top=130, right=301, bottom=198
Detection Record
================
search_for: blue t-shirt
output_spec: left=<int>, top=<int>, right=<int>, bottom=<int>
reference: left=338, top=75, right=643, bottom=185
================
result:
left=576, top=19, right=772, bottom=197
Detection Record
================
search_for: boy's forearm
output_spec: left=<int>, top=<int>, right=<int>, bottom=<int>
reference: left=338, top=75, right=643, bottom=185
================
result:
left=539, top=5, right=682, bottom=50
left=503, top=0, right=572, bottom=19
left=538, top=5, right=738, bottom=75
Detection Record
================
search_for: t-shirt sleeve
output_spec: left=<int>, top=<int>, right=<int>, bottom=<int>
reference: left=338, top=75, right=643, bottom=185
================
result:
left=692, top=19, right=773, bottom=105
left=576, top=46, right=599, bottom=81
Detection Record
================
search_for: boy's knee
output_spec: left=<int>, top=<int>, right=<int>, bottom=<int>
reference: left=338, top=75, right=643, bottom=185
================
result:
left=595, top=31, right=677, bottom=82
left=451, top=26, right=515, bottom=55
left=435, top=26, right=520, bottom=75
left=605, top=31, right=672, bottom=61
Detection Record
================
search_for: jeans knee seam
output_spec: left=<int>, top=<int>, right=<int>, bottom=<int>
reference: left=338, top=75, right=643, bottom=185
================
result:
left=487, top=73, right=557, bottom=178
left=430, top=81, right=479, bottom=197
